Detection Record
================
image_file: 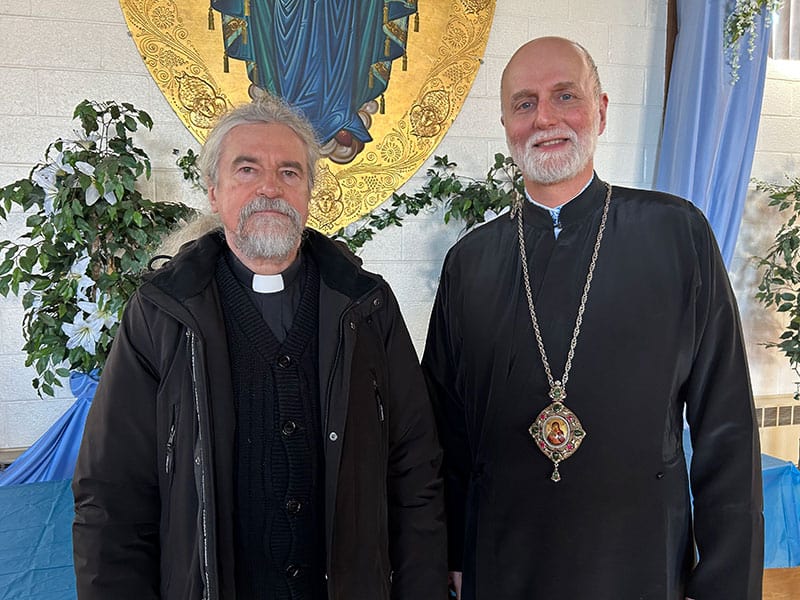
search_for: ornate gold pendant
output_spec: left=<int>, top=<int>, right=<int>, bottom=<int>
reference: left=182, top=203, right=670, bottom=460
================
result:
left=529, top=394, right=587, bottom=482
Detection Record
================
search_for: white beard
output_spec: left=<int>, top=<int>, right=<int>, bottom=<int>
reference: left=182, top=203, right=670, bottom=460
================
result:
left=509, top=118, right=599, bottom=185
left=233, top=196, right=303, bottom=261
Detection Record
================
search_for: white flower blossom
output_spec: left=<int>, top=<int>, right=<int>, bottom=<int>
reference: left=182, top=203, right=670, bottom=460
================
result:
left=31, top=164, right=59, bottom=215
left=69, top=254, right=90, bottom=278
left=74, top=161, right=95, bottom=176
left=61, top=313, right=103, bottom=355
left=85, top=182, right=117, bottom=206
left=67, top=254, right=94, bottom=299
left=72, top=130, right=100, bottom=150
left=724, top=0, right=782, bottom=84
left=77, top=296, right=118, bottom=329
left=46, top=149, right=75, bottom=176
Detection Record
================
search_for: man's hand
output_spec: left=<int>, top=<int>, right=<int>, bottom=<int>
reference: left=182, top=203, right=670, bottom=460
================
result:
left=448, top=571, right=462, bottom=599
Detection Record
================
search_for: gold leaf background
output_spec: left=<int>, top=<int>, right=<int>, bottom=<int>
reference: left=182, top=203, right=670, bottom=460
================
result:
left=119, top=0, right=496, bottom=234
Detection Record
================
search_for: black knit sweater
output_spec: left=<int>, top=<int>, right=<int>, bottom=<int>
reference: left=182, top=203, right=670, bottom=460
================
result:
left=216, top=254, right=326, bottom=600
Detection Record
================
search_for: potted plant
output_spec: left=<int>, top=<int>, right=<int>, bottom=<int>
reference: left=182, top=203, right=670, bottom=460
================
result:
left=753, top=176, right=800, bottom=397
left=0, top=100, right=195, bottom=396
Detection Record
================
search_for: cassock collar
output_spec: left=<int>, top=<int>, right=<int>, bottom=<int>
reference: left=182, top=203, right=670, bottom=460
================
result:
left=522, top=173, right=609, bottom=230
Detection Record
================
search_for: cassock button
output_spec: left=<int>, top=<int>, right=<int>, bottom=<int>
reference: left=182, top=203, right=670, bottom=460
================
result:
left=372, top=297, right=382, bottom=308
left=282, top=420, right=297, bottom=436
left=329, top=431, right=338, bottom=441
left=278, top=355, right=292, bottom=368
left=656, top=472, right=664, bottom=479
left=286, top=499, right=302, bottom=514
left=286, top=564, right=302, bottom=578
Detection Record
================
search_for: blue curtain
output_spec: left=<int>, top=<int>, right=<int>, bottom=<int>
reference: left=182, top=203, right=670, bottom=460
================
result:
left=0, top=372, right=97, bottom=486
left=655, top=0, right=771, bottom=266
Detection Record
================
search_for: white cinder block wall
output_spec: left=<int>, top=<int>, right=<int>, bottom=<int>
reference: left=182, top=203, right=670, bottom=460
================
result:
left=7, top=0, right=793, bottom=450
left=733, top=61, right=800, bottom=399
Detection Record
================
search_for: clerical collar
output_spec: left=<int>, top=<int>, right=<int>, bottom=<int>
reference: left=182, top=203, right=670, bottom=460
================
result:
left=526, top=175, right=594, bottom=238
left=525, top=174, right=594, bottom=210
left=226, top=250, right=303, bottom=294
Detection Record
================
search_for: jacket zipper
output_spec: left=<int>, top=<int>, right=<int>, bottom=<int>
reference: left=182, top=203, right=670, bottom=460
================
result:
left=165, top=416, right=176, bottom=475
left=188, top=331, right=214, bottom=600
left=323, top=318, right=346, bottom=438
left=371, top=371, right=385, bottom=423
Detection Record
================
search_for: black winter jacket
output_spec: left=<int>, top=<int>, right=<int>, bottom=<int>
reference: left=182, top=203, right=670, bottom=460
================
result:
left=72, top=230, right=447, bottom=600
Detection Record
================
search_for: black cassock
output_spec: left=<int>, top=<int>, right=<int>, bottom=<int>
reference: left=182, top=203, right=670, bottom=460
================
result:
left=422, top=176, right=763, bottom=600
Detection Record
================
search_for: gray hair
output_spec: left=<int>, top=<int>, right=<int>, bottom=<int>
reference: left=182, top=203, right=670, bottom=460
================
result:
left=199, top=96, right=321, bottom=189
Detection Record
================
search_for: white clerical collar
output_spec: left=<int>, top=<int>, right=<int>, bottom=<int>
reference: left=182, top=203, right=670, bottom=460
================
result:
left=226, top=249, right=303, bottom=295
left=526, top=175, right=594, bottom=209
left=251, top=273, right=284, bottom=294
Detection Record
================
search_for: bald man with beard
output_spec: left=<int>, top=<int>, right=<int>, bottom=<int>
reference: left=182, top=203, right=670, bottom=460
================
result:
left=423, top=37, right=763, bottom=600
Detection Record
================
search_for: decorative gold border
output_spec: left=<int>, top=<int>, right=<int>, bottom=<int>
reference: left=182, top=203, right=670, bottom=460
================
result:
left=120, top=0, right=496, bottom=234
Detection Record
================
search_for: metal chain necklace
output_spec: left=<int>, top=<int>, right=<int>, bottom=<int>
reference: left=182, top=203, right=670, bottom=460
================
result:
left=515, top=182, right=612, bottom=482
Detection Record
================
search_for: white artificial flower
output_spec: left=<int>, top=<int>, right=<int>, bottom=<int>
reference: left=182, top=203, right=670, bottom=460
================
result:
left=75, top=275, right=94, bottom=300
left=85, top=182, right=117, bottom=206
left=68, top=255, right=94, bottom=299
left=69, top=254, right=91, bottom=278
left=77, top=296, right=118, bottom=329
left=42, top=148, right=75, bottom=177
left=61, top=313, right=103, bottom=355
left=72, top=130, right=100, bottom=150
left=31, top=164, right=59, bottom=215
left=74, top=161, right=95, bottom=176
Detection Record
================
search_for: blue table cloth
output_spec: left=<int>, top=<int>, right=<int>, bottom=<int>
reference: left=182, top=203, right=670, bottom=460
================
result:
left=0, top=479, right=75, bottom=599
left=0, top=455, right=797, bottom=599
left=762, top=453, right=800, bottom=568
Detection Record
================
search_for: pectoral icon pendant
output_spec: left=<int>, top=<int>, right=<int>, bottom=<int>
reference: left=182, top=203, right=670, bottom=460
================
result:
left=528, top=384, right=587, bottom=482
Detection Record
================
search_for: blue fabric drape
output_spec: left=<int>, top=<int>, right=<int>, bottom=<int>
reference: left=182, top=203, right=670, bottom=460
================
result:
left=0, top=372, right=97, bottom=486
left=655, top=0, right=770, bottom=266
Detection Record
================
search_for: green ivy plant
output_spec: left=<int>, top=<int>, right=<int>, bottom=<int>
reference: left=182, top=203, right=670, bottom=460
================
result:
left=334, top=153, right=523, bottom=251
left=0, top=100, right=196, bottom=396
left=724, top=0, right=782, bottom=84
left=754, top=176, right=800, bottom=394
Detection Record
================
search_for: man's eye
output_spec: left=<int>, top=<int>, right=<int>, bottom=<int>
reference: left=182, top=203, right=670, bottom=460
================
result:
left=560, top=93, right=574, bottom=101
left=517, top=101, right=533, bottom=111
left=282, top=170, right=299, bottom=178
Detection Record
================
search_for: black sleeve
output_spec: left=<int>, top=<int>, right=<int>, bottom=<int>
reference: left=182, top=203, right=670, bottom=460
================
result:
left=683, top=212, right=764, bottom=599
left=421, top=260, right=471, bottom=573
left=72, top=293, right=162, bottom=599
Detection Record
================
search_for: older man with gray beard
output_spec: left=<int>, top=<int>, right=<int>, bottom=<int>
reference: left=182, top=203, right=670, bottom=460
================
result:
left=423, top=36, right=763, bottom=600
left=72, top=97, right=447, bottom=600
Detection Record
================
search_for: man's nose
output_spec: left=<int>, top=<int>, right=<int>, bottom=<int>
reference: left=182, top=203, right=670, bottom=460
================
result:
left=256, top=173, right=281, bottom=198
left=533, top=99, right=558, bottom=129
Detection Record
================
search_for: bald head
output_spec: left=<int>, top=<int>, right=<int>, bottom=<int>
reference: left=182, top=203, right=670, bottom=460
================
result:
left=501, top=37, right=602, bottom=103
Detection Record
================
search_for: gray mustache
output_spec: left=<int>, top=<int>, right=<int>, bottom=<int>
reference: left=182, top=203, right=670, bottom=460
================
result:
left=239, top=197, right=301, bottom=224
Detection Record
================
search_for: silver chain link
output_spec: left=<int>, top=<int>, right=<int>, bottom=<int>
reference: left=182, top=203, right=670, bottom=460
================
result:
left=516, top=182, right=612, bottom=395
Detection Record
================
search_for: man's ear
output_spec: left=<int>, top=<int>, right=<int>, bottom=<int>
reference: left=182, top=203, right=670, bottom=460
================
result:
left=597, top=93, right=609, bottom=136
left=207, top=182, right=219, bottom=213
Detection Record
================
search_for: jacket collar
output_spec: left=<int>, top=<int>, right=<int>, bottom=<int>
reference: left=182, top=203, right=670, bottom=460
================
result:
left=145, top=228, right=381, bottom=303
